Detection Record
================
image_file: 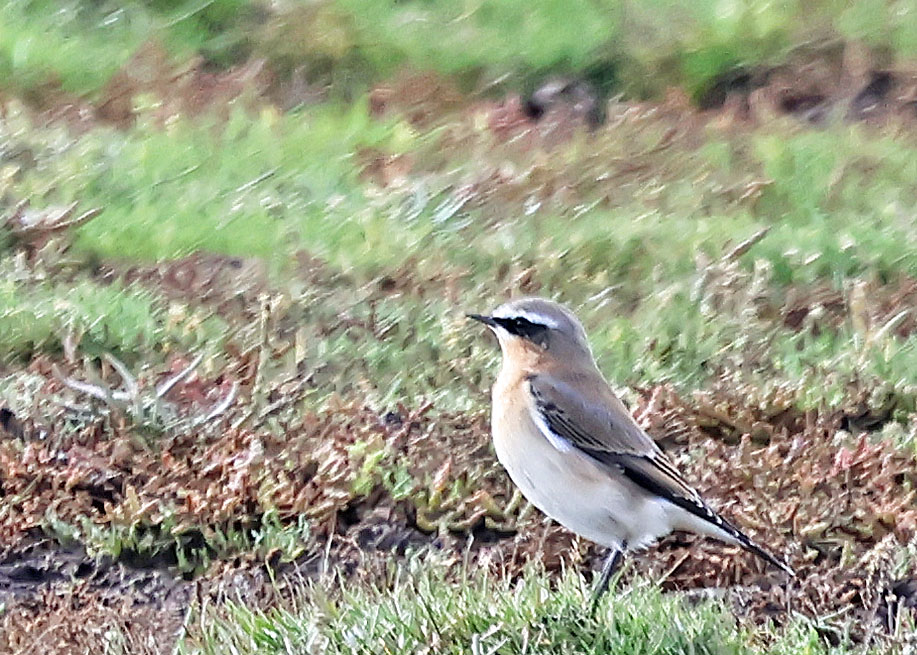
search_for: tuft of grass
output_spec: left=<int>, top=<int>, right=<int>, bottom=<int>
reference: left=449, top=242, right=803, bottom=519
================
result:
left=45, top=509, right=312, bottom=575
left=752, top=126, right=917, bottom=284
left=184, top=560, right=845, bottom=654
left=0, top=274, right=222, bottom=361
left=0, top=0, right=146, bottom=95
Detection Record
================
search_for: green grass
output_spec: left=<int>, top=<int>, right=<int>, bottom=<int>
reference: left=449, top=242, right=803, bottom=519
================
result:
left=0, top=0, right=260, bottom=96
left=45, top=509, right=312, bottom=575
left=0, top=272, right=222, bottom=361
left=2, top=101, right=402, bottom=266
left=0, top=0, right=146, bottom=95
left=5, top=98, right=917, bottom=411
left=2, top=0, right=916, bottom=100
left=295, top=117, right=917, bottom=410
left=184, top=560, right=848, bottom=655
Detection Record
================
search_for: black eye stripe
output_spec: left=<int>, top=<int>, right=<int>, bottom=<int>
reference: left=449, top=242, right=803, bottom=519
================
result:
left=493, top=316, right=549, bottom=342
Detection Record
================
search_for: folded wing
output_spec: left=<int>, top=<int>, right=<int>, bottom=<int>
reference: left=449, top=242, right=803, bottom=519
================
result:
left=526, top=374, right=794, bottom=575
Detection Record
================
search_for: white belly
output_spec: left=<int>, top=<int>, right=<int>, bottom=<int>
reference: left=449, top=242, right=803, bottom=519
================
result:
left=492, top=415, right=675, bottom=550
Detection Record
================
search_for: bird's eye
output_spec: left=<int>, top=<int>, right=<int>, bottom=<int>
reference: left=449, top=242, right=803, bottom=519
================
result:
left=494, top=316, right=549, bottom=345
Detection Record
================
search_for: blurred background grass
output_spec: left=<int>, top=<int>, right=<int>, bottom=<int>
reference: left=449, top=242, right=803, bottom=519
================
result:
left=2, top=0, right=915, bottom=99
left=1, top=0, right=915, bottom=417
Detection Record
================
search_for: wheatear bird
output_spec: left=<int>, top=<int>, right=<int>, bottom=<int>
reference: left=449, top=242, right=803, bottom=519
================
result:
left=468, top=297, right=794, bottom=605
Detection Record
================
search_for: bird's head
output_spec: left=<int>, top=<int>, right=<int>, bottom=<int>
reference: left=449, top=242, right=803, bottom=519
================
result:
left=467, top=297, right=594, bottom=368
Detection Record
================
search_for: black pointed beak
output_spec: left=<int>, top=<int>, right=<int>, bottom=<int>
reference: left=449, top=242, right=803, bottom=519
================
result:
left=466, top=313, right=498, bottom=327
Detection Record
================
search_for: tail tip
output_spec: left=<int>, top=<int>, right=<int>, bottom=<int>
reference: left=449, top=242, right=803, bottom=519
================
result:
left=734, top=530, right=795, bottom=577
left=776, top=557, right=796, bottom=578
left=751, top=541, right=795, bottom=577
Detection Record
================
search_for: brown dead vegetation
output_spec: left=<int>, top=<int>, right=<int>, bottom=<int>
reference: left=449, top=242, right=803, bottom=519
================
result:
left=3, top=370, right=917, bottom=648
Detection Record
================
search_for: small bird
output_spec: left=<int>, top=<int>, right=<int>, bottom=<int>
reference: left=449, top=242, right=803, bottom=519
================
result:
left=468, top=297, right=794, bottom=606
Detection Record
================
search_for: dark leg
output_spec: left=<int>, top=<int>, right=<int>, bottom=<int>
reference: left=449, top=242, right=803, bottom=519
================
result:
left=590, top=543, right=626, bottom=612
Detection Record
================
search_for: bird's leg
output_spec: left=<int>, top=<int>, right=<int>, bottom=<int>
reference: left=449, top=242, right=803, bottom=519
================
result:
left=590, top=543, right=625, bottom=612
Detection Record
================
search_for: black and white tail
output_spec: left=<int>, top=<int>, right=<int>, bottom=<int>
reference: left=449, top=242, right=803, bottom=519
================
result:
left=620, top=458, right=795, bottom=576
left=704, top=509, right=795, bottom=577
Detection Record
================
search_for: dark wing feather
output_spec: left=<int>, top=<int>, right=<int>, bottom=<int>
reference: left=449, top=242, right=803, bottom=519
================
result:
left=526, top=374, right=794, bottom=575
left=527, top=374, right=700, bottom=501
left=526, top=374, right=657, bottom=457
